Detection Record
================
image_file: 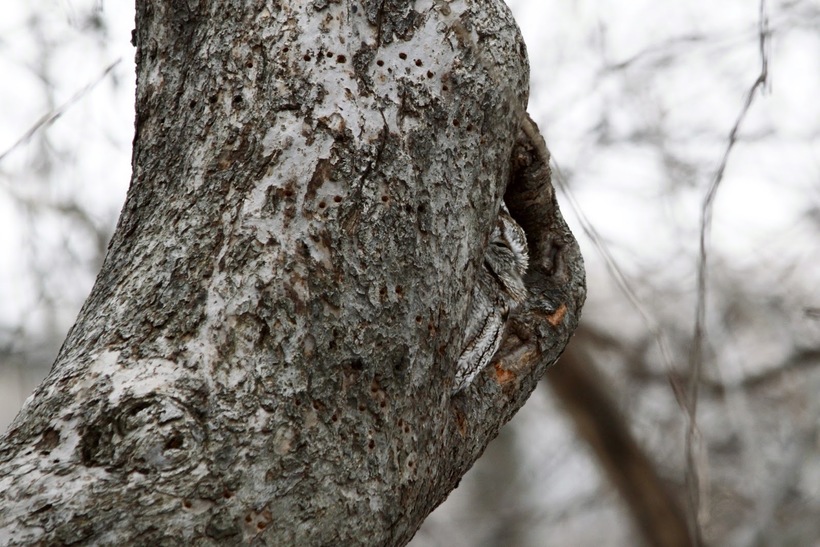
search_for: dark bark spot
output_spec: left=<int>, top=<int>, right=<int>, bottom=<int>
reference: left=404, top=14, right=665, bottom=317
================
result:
left=306, top=158, right=332, bottom=204
left=399, top=52, right=407, bottom=60
left=35, top=427, right=60, bottom=454
left=164, top=433, right=184, bottom=450
left=32, top=503, right=53, bottom=515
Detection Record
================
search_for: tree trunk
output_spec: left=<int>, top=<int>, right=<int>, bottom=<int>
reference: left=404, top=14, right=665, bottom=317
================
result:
left=0, top=1, right=584, bottom=544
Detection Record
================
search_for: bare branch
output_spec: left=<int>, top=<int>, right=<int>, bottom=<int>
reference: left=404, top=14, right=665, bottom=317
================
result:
left=546, top=343, right=691, bottom=547
left=686, top=1, right=771, bottom=540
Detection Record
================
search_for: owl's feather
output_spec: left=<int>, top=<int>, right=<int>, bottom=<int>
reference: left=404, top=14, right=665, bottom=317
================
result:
left=453, top=202, right=529, bottom=393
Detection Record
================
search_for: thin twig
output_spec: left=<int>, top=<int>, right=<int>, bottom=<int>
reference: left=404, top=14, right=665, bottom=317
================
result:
left=0, top=59, right=121, bottom=165
left=685, top=1, right=770, bottom=542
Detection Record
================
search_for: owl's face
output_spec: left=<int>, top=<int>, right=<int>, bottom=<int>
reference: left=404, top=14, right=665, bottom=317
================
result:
left=484, top=203, right=529, bottom=303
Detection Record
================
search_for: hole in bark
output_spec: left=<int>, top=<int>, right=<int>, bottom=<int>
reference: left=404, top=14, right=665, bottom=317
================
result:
left=395, top=285, right=403, bottom=295
left=223, top=490, right=233, bottom=499
left=452, top=118, right=460, bottom=127
left=331, top=414, right=338, bottom=422
left=358, top=404, right=366, bottom=411
left=333, top=195, right=342, bottom=203
left=232, top=95, right=243, bottom=106
left=183, top=500, right=192, bottom=509
left=189, top=100, right=196, bottom=109
left=399, top=52, right=407, bottom=60
left=257, top=522, right=267, bottom=530
left=368, top=439, right=375, bottom=449
left=326, top=51, right=333, bottom=58
left=415, top=315, right=422, bottom=323
left=415, top=59, right=422, bottom=66
left=376, top=59, right=384, bottom=66
left=379, top=287, right=387, bottom=296
left=381, top=195, right=389, bottom=202
left=245, top=515, right=253, bottom=523
left=442, top=84, right=449, bottom=91
left=379, top=401, right=386, bottom=408
left=294, top=398, right=302, bottom=407
left=404, top=425, right=410, bottom=433
left=426, top=70, right=434, bottom=78
left=245, top=60, right=253, bottom=68
left=165, top=434, right=183, bottom=450
left=283, top=47, right=289, bottom=53
left=466, top=123, right=474, bottom=131
left=336, top=54, right=346, bottom=63
left=318, top=201, right=327, bottom=209
left=303, top=54, right=311, bottom=61
left=209, top=95, right=217, bottom=103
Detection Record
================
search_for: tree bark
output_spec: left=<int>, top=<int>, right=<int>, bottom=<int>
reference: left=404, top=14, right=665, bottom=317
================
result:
left=0, top=1, right=584, bottom=545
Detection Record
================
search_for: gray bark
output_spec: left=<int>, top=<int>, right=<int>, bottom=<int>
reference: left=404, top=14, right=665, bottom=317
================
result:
left=0, top=0, right=584, bottom=545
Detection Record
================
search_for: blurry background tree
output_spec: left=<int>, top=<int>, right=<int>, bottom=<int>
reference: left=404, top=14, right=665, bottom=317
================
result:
left=1, top=0, right=818, bottom=545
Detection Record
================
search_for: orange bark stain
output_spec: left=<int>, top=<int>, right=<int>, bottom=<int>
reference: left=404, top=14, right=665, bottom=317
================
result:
left=547, top=303, right=567, bottom=326
left=494, top=363, right=515, bottom=385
